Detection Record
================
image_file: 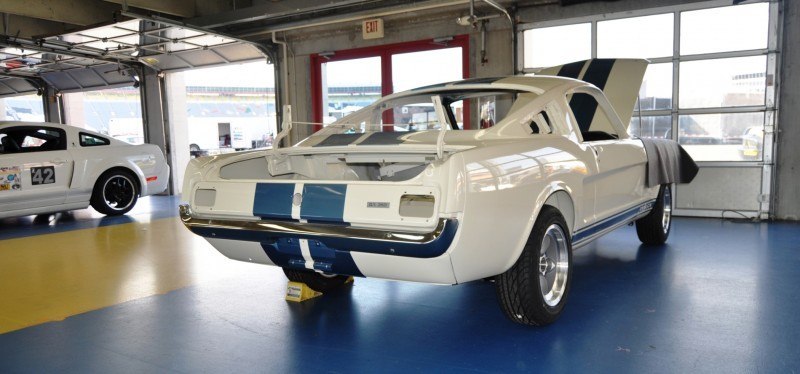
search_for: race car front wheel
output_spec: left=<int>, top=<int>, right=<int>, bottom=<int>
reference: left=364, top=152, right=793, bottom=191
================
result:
left=496, top=206, right=573, bottom=326
left=91, top=170, right=139, bottom=216
left=635, top=184, right=672, bottom=245
left=283, top=268, right=351, bottom=293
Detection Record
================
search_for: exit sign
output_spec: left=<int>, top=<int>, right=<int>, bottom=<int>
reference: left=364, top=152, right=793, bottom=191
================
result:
left=362, top=18, right=384, bottom=40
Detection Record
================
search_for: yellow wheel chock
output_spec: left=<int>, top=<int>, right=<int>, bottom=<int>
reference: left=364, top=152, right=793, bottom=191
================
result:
left=285, top=277, right=354, bottom=302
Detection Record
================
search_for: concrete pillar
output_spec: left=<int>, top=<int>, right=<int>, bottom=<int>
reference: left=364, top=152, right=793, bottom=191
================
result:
left=139, top=66, right=173, bottom=194
left=775, top=0, right=800, bottom=220
left=165, top=72, right=190, bottom=197
left=43, top=87, right=61, bottom=124
left=62, top=91, right=85, bottom=127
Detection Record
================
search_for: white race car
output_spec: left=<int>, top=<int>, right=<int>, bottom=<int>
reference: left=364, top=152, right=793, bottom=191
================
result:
left=0, top=121, right=170, bottom=219
left=179, top=59, right=697, bottom=325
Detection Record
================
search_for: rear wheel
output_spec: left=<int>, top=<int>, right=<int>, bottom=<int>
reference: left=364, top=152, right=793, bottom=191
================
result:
left=283, top=268, right=350, bottom=293
left=635, top=184, right=672, bottom=245
left=90, top=170, right=139, bottom=216
left=496, top=206, right=573, bottom=326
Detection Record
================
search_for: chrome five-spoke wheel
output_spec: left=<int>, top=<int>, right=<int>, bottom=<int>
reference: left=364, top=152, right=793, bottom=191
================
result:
left=496, top=206, right=573, bottom=326
left=636, top=184, right=672, bottom=245
left=538, top=224, right=569, bottom=307
left=661, top=185, right=672, bottom=234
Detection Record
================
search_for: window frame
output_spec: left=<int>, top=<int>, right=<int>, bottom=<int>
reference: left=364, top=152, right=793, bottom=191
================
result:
left=518, top=0, right=778, bottom=164
left=310, top=35, right=470, bottom=131
left=0, top=126, right=68, bottom=154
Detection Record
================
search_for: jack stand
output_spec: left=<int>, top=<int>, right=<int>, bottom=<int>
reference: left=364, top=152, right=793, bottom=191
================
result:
left=285, top=282, right=321, bottom=302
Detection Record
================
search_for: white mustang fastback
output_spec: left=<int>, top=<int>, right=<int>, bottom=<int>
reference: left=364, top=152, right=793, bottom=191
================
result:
left=0, top=122, right=170, bottom=219
left=180, top=59, right=697, bottom=325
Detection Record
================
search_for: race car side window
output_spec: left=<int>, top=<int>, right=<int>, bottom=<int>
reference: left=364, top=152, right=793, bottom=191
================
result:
left=80, top=133, right=111, bottom=147
left=0, top=127, right=67, bottom=153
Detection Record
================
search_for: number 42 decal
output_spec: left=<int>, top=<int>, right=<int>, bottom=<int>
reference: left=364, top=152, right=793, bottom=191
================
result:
left=31, top=166, right=56, bottom=185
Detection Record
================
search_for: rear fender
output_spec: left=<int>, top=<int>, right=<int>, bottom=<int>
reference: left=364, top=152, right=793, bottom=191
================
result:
left=501, top=183, right=576, bottom=275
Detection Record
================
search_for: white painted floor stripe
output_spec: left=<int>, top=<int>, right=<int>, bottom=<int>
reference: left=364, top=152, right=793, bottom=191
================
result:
left=299, top=239, right=314, bottom=270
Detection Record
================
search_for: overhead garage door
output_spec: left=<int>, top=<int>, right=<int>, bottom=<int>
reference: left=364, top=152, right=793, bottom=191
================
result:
left=518, top=0, right=779, bottom=219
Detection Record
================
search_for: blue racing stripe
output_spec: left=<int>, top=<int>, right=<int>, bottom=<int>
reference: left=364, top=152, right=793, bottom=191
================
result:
left=253, top=183, right=294, bottom=220
left=573, top=199, right=655, bottom=245
left=300, top=184, right=347, bottom=223
left=307, top=239, right=364, bottom=277
left=259, top=238, right=364, bottom=277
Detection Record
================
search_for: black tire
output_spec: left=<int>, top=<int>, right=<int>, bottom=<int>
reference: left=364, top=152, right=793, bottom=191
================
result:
left=283, top=268, right=350, bottom=293
left=496, top=206, right=573, bottom=326
left=90, top=170, right=139, bottom=216
left=635, top=184, right=672, bottom=245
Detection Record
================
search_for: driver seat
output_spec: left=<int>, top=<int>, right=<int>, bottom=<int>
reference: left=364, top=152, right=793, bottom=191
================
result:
left=1, top=136, right=21, bottom=153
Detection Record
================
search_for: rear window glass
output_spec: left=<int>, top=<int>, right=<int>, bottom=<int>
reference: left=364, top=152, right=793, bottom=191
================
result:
left=80, top=133, right=110, bottom=147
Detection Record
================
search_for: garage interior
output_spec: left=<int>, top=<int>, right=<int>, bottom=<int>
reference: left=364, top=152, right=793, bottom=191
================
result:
left=1, top=0, right=799, bottom=371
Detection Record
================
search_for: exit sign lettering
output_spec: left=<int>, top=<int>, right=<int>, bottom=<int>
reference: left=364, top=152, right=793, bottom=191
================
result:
left=362, top=18, right=384, bottom=40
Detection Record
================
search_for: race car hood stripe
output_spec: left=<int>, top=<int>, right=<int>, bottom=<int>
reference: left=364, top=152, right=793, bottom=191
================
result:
left=358, top=132, right=409, bottom=145
left=568, top=59, right=616, bottom=132
left=313, top=133, right=362, bottom=147
left=557, top=60, right=585, bottom=79
left=312, top=132, right=413, bottom=147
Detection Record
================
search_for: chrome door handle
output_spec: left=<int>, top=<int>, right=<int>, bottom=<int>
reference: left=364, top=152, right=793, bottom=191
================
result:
left=50, top=159, right=68, bottom=165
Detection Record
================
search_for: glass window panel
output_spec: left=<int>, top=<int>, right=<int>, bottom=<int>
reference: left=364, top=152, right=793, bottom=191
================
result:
left=680, top=3, right=769, bottom=55
left=321, top=57, right=381, bottom=124
left=64, top=86, right=145, bottom=145
left=636, top=63, right=673, bottom=111
left=628, top=115, right=672, bottom=139
left=598, top=13, right=673, bottom=58
left=679, top=56, right=766, bottom=109
left=1, top=94, right=45, bottom=122
left=523, top=23, right=591, bottom=68
left=80, top=133, right=110, bottom=146
left=392, top=48, right=463, bottom=92
left=179, top=62, right=277, bottom=154
left=678, top=112, right=764, bottom=161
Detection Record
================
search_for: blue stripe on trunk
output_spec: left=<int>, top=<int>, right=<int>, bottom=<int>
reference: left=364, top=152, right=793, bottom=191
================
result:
left=300, top=184, right=347, bottom=222
left=253, top=183, right=294, bottom=220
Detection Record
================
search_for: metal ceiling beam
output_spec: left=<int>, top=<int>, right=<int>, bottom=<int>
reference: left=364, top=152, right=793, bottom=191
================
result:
left=0, top=15, right=73, bottom=39
left=120, top=11, right=272, bottom=59
left=101, top=0, right=196, bottom=18
left=235, top=0, right=471, bottom=37
left=0, top=0, right=119, bottom=26
left=189, top=0, right=385, bottom=29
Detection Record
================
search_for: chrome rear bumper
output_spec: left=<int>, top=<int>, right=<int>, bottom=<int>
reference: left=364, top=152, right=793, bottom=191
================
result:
left=178, top=204, right=458, bottom=258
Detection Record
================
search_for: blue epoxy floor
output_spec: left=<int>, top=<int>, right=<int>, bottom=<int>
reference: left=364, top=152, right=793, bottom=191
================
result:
left=1, top=212, right=799, bottom=373
left=0, top=195, right=181, bottom=240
